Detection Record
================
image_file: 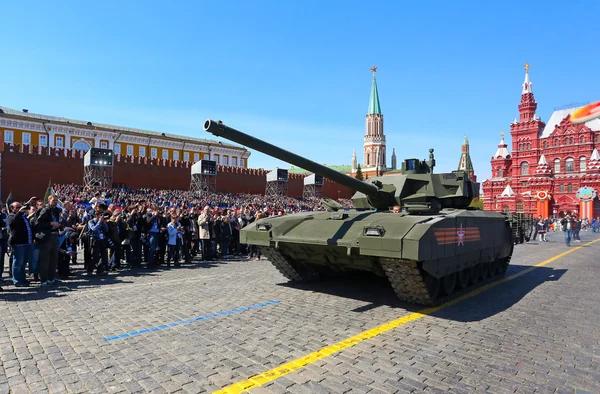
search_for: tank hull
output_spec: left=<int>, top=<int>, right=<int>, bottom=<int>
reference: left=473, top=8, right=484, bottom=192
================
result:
left=243, top=209, right=513, bottom=305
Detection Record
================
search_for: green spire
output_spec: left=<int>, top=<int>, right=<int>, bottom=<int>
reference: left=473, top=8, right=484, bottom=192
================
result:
left=368, top=67, right=382, bottom=115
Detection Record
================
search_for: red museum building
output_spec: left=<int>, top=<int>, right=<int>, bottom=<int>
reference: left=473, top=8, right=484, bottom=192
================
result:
left=482, top=64, right=600, bottom=219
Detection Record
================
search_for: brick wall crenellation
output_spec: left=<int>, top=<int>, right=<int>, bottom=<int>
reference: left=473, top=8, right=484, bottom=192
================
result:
left=1, top=143, right=354, bottom=201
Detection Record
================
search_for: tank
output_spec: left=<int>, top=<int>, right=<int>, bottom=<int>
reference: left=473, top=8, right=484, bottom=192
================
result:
left=204, top=119, right=520, bottom=305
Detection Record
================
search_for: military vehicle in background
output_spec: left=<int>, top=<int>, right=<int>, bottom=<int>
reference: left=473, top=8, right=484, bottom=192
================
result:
left=506, top=212, right=534, bottom=244
left=204, top=119, right=525, bottom=305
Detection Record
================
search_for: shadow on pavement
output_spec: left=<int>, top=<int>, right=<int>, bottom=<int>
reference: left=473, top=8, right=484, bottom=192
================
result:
left=277, top=264, right=567, bottom=321
left=0, top=255, right=248, bottom=302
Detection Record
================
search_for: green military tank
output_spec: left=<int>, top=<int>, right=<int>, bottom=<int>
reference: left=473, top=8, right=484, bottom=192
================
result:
left=204, top=119, right=519, bottom=305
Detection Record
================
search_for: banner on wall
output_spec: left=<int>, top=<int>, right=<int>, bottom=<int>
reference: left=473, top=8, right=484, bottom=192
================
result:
left=575, top=187, right=597, bottom=201
left=535, top=190, right=551, bottom=201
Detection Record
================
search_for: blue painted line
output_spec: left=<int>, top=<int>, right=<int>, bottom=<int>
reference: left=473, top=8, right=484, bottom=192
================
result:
left=103, top=300, right=279, bottom=342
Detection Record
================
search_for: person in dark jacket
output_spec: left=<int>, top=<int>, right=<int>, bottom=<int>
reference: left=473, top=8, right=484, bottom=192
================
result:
left=107, top=210, right=127, bottom=270
left=8, top=202, right=34, bottom=287
left=179, top=210, right=193, bottom=263
left=219, top=209, right=232, bottom=258
left=88, top=211, right=110, bottom=275
left=126, top=207, right=144, bottom=267
left=561, top=214, right=575, bottom=247
left=34, top=195, right=63, bottom=286
left=0, top=202, right=9, bottom=285
left=57, top=227, right=77, bottom=279
left=145, top=206, right=166, bottom=268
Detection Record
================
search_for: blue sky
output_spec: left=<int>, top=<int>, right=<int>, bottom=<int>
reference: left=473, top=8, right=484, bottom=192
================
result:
left=1, top=0, right=598, bottom=183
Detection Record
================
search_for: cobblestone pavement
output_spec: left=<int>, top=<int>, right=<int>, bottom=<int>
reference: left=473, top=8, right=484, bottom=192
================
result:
left=1, top=231, right=599, bottom=394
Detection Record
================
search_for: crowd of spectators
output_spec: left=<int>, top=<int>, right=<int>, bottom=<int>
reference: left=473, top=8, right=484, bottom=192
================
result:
left=0, top=184, right=354, bottom=291
left=52, top=184, right=354, bottom=214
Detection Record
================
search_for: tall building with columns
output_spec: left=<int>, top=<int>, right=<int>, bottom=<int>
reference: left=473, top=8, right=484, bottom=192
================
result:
left=482, top=64, right=600, bottom=218
left=0, top=106, right=250, bottom=167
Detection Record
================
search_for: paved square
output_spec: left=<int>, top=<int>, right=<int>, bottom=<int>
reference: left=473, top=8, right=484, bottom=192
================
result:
left=1, top=231, right=599, bottom=393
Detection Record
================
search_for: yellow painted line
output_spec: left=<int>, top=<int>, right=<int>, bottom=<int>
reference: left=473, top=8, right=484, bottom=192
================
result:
left=214, top=238, right=600, bottom=394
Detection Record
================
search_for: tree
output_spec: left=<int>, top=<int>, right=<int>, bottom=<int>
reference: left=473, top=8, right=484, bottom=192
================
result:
left=43, top=180, right=53, bottom=204
left=5, top=192, right=13, bottom=207
left=469, top=197, right=484, bottom=210
left=355, top=164, right=363, bottom=181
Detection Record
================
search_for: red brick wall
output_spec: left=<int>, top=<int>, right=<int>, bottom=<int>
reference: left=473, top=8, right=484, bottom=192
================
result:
left=2, top=146, right=85, bottom=202
left=1, top=145, right=355, bottom=202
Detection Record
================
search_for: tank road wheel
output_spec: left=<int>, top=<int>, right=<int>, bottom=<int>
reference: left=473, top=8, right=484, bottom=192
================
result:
left=480, top=262, right=490, bottom=281
left=498, top=229, right=515, bottom=275
left=470, top=264, right=481, bottom=284
left=380, top=258, right=437, bottom=305
left=457, top=268, right=471, bottom=289
left=489, top=260, right=499, bottom=277
left=424, top=274, right=442, bottom=302
left=261, top=247, right=309, bottom=282
left=442, top=272, right=457, bottom=295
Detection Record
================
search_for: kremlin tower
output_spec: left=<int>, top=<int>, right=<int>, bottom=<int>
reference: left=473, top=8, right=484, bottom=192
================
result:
left=352, top=67, right=388, bottom=178
left=457, top=135, right=476, bottom=183
left=350, top=67, right=474, bottom=181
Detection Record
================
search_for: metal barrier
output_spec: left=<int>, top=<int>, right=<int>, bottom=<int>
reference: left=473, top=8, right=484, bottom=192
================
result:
left=504, top=212, right=534, bottom=244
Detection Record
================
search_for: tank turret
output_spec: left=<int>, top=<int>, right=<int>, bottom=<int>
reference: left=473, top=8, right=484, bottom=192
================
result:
left=203, top=120, right=478, bottom=213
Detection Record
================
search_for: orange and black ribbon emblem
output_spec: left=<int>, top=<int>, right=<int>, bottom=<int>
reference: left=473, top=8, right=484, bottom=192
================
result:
left=433, top=224, right=481, bottom=245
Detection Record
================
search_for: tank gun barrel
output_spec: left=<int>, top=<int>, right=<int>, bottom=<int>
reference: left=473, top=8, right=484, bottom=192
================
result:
left=203, top=119, right=379, bottom=197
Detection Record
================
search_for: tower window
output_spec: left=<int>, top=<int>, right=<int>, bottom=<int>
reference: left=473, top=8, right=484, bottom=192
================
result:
left=542, top=140, right=547, bottom=149
left=568, top=184, right=573, bottom=193
left=554, top=159, right=560, bottom=173
left=565, top=158, right=574, bottom=172
left=555, top=138, right=559, bottom=146
left=580, top=135, right=585, bottom=144
left=559, top=184, right=564, bottom=193
left=520, top=162, right=529, bottom=175
left=580, top=157, right=587, bottom=171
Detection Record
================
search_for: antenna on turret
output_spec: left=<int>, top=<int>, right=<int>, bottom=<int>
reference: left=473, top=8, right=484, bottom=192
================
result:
left=428, top=149, right=435, bottom=172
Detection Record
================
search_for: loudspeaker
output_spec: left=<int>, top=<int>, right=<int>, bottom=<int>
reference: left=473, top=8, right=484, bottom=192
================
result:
left=267, top=168, right=288, bottom=183
left=83, top=148, right=114, bottom=167
left=304, top=174, right=324, bottom=186
left=191, top=160, right=217, bottom=176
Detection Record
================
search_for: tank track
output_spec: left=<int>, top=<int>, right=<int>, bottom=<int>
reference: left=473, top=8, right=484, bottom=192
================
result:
left=263, top=246, right=513, bottom=306
left=261, top=247, right=304, bottom=281
left=380, top=258, right=509, bottom=306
